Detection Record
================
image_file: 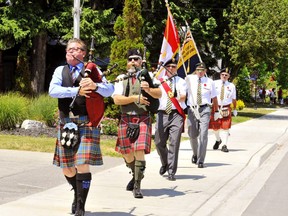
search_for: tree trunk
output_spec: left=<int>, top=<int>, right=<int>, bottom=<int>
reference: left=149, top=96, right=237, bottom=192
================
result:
left=31, top=32, right=47, bottom=95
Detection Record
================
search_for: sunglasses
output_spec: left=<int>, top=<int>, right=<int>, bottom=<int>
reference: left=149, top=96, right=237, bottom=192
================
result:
left=128, top=57, right=140, bottom=61
left=166, top=65, right=177, bottom=68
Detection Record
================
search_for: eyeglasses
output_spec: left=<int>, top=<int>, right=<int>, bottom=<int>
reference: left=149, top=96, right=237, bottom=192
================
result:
left=66, top=47, right=84, bottom=52
left=128, top=57, right=140, bottom=61
left=221, top=74, right=229, bottom=77
left=166, top=65, right=177, bottom=68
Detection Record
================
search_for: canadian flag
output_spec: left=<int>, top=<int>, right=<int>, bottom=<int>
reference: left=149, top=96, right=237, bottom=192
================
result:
left=156, top=6, right=180, bottom=78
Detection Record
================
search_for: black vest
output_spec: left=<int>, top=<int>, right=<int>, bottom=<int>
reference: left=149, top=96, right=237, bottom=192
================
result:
left=58, top=65, right=87, bottom=118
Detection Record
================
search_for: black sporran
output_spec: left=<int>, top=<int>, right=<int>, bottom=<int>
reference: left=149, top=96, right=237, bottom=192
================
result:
left=126, top=121, right=140, bottom=140
left=60, top=122, right=80, bottom=149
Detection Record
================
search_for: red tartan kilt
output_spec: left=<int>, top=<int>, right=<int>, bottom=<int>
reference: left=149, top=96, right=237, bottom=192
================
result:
left=209, top=110, right=232, bottom=130
left=115, top=113, right=152, bottom=155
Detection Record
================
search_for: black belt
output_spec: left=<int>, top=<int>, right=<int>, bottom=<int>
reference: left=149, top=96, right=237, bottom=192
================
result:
left=189, top=104, right=208, bottom=109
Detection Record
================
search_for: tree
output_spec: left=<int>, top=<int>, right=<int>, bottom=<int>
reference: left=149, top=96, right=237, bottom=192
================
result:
left=0, top=0, right=115, bottom=95
left=228, top=0, right=288, bottom=72
left=109, top=0, right=144, bottom=76
left=226, top=0, right=288, bottom=99
left=106, top=0, right=144, bottom=119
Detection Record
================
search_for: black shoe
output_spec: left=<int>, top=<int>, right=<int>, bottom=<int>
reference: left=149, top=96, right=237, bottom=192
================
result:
left=198, top=162, right=204, bottom=168
left=75, top=209, right=85, bottom=216
left=133, top=181, right=143, bottom=199
left=72, top=195, right=76, bottom=214
left=126, top=177, right=134, bottom=191
left=192, top=155, right=197, bottom=164
left=159, top=165, right=167, bottom=176
left=213, top=140, right=222, bottom=150
left=221, top=145, right=229, bottom=152
left=167, top=174, right=176, bottom=181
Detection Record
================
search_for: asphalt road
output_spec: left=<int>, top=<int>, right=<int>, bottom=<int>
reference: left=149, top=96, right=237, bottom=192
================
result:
left=0, top=150, right=123, bottom=205
left=242, top=151, right=288, bottom=216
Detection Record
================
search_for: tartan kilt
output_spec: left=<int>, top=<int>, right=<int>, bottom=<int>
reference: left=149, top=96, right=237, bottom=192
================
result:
left=53, top=116, right=103, bottom=168
left=115, top=113, right=152, bottom=155
left=209, top=107, right=232, bottom=130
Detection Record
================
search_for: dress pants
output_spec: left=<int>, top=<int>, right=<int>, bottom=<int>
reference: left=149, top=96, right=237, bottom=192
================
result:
left=187, top=106, right=211, bottom=164
left=154, top=111, right=183, bottom=175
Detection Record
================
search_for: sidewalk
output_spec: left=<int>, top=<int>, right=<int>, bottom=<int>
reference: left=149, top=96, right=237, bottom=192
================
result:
left=1, top=108, right=288, bottom=216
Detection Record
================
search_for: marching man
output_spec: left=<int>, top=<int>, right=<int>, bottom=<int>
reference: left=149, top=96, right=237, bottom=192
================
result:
left=209, top=68, right=237, bottom=152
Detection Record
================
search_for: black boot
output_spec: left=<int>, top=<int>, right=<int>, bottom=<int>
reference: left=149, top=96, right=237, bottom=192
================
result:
left=75, top=173, right=92, bottom=216
left=65, top=175, right=77, bottom=214
left=125, top=159, right=135, bottom=191
left=133, top=160, right=146, bottom=199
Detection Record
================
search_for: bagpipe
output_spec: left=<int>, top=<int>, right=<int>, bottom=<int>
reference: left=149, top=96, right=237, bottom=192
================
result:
left=136, top=47, right=159, bottom=114
left=69, top=37, right=114, bottom=127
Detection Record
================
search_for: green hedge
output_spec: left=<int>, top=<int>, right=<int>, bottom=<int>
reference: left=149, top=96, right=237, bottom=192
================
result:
left=0, top=92, right=30, bottom=129
left=0, top=93, right=57, bottom=129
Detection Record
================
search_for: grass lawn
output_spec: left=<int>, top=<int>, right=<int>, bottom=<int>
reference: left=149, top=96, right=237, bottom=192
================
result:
left=232, top=107, right=275, bottom=124
left=0, top=103, right=280, bottom=157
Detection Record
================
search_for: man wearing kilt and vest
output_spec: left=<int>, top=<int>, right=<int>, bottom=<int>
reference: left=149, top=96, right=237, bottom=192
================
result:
left=112, top=49, right=162, bottom=198
left=209, top=68, right=237, bottom=153
left=49, top=38, right=114, bottom=216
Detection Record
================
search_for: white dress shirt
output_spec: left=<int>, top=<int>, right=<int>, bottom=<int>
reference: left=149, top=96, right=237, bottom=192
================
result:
left=214, top=79, right=236, bottom=106
left=186, top=74, right=217, bottom=107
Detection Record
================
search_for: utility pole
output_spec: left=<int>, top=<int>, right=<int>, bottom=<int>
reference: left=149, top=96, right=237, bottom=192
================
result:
left=73, top=0, right=81, bottom=38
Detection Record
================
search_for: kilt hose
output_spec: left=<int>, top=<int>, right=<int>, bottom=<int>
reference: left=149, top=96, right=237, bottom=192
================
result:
left=53, top=116, right=103, bottom=168
left=116, top=113, right=152, bottom=155
left=209, top=106, right=232, bottom=130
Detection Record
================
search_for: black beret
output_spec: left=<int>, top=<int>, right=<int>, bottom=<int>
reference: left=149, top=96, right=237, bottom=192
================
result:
left=164, top=57, right=178, bottom=66
left=127, top=48, right=142, bottom=59
left=220, top=67, right=231, bottom=74
left=195, top=62, right=206, bottom=69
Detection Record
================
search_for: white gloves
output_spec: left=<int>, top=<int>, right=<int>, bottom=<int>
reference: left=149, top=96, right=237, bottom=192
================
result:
left=193, top=107, right=200, bottom=120
left=214, top=111, right=220, bottom=121
left=233, top=109, right=238, bottom=116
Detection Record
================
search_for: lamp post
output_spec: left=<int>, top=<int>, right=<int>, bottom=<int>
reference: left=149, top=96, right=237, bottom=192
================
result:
left=73, top=0, right=81, bottom=38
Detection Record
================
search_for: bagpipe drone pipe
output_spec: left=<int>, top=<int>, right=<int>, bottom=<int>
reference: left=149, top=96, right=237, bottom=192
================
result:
left=137, top=47, right=159, bottom=114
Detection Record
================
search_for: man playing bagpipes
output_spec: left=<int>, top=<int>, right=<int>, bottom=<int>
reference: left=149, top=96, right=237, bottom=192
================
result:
left=112, top=48, right=162, bottom=198
left=49, top=38, right=114, bottom=216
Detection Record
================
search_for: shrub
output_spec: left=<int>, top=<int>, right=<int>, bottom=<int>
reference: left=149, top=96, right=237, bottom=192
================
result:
left=28, top=94, right=58, bottom=127
left=101, top=117, right=119, bottom=135
left=235, top=99, right=245, bottom=110
left=0, top=92, right=29, bottom=129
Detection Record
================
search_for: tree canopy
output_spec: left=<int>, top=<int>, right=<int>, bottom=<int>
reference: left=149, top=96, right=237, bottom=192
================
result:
left=1, top=0, right=288, bottom=99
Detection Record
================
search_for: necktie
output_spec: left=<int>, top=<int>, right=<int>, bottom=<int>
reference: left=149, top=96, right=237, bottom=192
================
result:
left=165, top=81, right=173, bottom=114
left=220, top=81, right=225, bottom=100
left=197, top=78, right=202, bottom=105
left=71, top=67, right=76, bottom=82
